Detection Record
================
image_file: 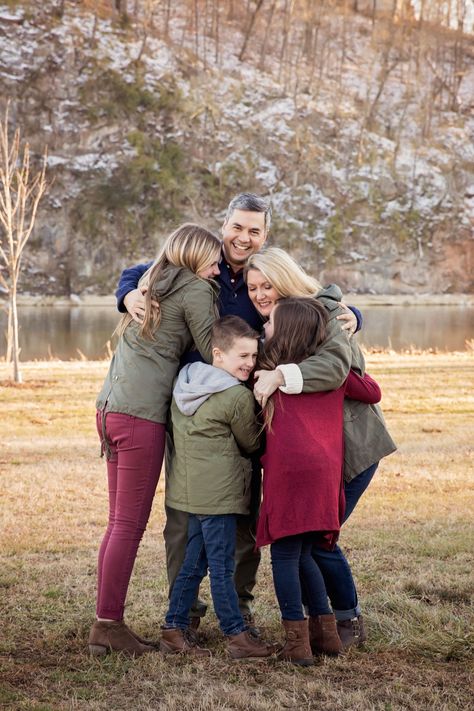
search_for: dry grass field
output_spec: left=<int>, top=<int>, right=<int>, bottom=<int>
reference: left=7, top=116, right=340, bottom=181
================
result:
left=1, top=352, right=473, bottom=710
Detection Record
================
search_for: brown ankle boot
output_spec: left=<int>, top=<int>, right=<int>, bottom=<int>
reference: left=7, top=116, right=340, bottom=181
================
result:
left=160, top=627, right=211, bottom=657
left=309, top=614, right=343, bottom=656
left=227, top=630, right=275, bottom=660
left=88, top=620, right=154, bottom=657
left=337, top=615, right=367, bottom=650
left=277, top=619, right=314, bottom=667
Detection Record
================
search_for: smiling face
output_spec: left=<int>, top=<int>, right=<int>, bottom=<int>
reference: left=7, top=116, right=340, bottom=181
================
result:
left=212, top=336, right=259, bottom=381
left=246, top=268, right=280, bottom=317
left=221, top=209, right=267, bottom=271
left=196, top=250, right=221, bottom=279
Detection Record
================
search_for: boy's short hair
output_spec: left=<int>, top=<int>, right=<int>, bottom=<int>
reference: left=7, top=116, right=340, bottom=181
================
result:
left=211, top=316, right=259, bottom=352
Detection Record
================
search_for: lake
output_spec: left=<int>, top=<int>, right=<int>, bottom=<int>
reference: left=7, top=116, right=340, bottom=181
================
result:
left=0, top=304, right=473, bottom=360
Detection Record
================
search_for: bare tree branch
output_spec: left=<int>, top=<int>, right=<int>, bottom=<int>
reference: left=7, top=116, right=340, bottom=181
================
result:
left=0, top=102, right=48, bottom=382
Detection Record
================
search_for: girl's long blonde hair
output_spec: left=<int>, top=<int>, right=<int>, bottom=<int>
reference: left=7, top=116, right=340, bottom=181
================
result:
left=244, top=247, right=322, bottom=298
left=117, top=223, right=221, bottom=339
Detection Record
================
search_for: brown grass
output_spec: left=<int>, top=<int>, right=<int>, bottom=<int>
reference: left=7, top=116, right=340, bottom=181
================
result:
left=1, top=353, right=473, bottom=710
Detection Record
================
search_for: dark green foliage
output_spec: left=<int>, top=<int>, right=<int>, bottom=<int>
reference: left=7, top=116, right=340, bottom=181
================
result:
left=72, top=133, right=190, bottom=251
left=72, top=68, right=192, bottom=258
left=80, top=69, right=161, bottom=123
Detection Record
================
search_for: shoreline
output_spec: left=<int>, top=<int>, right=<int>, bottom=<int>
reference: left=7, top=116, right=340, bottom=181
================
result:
left=2, top=293, right=474, bottom=307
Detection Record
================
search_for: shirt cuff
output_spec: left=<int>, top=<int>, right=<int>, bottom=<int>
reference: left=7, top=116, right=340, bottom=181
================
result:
left=276, top=364, right=303, bottom=394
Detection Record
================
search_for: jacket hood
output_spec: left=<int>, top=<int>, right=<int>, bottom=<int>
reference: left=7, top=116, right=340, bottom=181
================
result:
left=139, top=264, right=219, bottom=301
left=317, top=283, right=343, bottom=302
left=173, top=362, right=241, bottom=415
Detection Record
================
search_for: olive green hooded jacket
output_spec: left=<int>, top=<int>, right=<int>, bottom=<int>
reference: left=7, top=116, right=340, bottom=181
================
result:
left=166, top=362, right=260, bottom=515
left=96, top=266, right=219, bottom=424
left=299, top=285, right=397, bottom=482
left=342, top=340, right=397, bottom=482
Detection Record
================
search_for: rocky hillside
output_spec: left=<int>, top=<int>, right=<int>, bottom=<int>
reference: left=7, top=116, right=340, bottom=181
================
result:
left=0, top=0, right=473, bottom=295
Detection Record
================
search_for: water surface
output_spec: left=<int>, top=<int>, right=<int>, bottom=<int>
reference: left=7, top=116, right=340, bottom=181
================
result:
left=1, top=304, right=473, bottom=360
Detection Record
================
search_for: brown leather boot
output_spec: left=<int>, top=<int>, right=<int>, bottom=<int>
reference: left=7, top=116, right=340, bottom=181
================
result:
left=309, top=614, right=343, bottom=656
left=277, top=619, right=314, bottom=667
left=227, top=630, right=275, bottom=660
left=337, top=615, right=367, bottom=650
left=160, top=627, right=211, bottom=657
left=88, top=620, right=154, bottom=657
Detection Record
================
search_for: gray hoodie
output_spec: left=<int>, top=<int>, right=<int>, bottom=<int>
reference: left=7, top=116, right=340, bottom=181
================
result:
left=173, top=362, right=241, bottom=416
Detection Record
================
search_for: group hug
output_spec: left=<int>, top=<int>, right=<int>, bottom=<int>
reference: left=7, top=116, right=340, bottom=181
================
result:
left=88, top=193, right=396, bottom=666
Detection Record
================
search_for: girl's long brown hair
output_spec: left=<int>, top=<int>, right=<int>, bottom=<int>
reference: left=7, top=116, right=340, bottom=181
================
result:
left=259, top=297, right=328, bottom=429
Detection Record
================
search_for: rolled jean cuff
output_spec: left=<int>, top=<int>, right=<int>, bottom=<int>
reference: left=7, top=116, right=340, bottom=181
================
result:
left=225, top=624, right=247, bottom=637
left=333, top=605, right=362, bottom=621
left=162, top=623, right=187, bottom=631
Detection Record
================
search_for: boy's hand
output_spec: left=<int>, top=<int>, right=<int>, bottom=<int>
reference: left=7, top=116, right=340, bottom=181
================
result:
left=123, top=287, right=159, bottom=324
left=253, top=369, right=284, bottom=408
left=336, top=303, right=357, bottom=336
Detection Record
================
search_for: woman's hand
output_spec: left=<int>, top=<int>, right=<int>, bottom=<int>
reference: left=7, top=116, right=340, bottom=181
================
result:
left=336, top=303, right=357, bottom=336
left=123, top=287, right=159, bottom=324
left=253, top=369, right=284, bottom=408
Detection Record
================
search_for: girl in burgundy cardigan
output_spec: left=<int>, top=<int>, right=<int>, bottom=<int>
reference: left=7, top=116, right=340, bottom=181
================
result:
left=255, top=297, right=381, bottom=666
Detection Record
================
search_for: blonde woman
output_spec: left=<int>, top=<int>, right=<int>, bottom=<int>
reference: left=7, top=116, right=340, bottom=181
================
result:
left=245, top=247, right=396, bottom=649
left=89, top=224, right=221, bottom=657
left=245, top=247, right=354, bottom=404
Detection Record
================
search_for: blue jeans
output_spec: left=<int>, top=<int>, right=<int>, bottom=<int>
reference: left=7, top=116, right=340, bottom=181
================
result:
left=311, top=463, right=379, bottom=621
left=271, top=534, right=332, bottom=621
left=165, top=513, right=246, bottom=636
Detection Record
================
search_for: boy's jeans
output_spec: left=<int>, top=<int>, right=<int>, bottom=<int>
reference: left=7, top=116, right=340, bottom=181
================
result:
left=165, top=513, right=246, bottom=637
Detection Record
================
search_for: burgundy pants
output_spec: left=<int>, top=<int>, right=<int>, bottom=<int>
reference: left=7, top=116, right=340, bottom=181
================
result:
left=95, top=411, right=166, bottom=620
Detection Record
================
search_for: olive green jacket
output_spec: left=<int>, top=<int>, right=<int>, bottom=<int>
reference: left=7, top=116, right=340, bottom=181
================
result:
left=296, top=286, right=397, bottom=481
left=166, top=378, right=260, bottom=516
left=96, top=266, right=219, bottom=424
left=343, top=340, right=397, bottom=482
left=298, top=286, right=354, bottom=392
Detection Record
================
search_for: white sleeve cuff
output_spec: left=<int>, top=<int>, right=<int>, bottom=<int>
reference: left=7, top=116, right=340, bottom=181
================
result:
left=276, top=364, right=303, bottom=394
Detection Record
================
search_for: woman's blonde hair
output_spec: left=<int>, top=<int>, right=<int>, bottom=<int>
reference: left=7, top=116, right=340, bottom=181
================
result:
left=244, top=247, right=322, bottom=298
left=117, top=223, right=221, bottom=340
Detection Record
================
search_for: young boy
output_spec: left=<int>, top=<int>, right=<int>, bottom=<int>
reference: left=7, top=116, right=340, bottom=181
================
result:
left=160, top=316, right=274, bottom=660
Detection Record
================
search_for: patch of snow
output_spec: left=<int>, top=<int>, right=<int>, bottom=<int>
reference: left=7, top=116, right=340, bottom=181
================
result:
left=47, top=156, right=67, bottom=168
left=349, top=251, right=368, bottom=261
left=255, top=158, right=280, bottom=189
left=71, top=153, right=119, bottom=172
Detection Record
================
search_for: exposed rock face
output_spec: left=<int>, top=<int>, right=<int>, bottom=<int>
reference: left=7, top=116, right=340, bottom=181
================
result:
left=0, top=1, right=473, bottom=295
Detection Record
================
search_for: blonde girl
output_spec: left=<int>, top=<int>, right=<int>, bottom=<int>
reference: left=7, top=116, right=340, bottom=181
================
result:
left=89, top=224, right=221, bottom=657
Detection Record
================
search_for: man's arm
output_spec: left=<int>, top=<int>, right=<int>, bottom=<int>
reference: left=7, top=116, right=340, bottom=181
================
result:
left=337, top=304, right=362, bottom=334
left=115, top=262, right=152, bottom=313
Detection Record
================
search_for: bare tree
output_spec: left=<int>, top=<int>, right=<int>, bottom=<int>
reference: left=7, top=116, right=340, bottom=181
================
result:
left=115, top=0, right=128, bottom=17
left=0, top=104, right=48, bottom=383
left=239, top=0, right=266, bottom=61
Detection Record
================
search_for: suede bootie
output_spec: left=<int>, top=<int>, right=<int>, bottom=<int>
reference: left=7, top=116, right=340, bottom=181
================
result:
left=88, top=620, right=154, bottom=657
left=160, top=627, right=211, bottom=657
left=337, top=615, right=367, bottom=650
left=309, top=614, right=343, bottom=656
left=227, top=630, right=275, bottom=660
left=277, top=619, right=314, bottom=667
